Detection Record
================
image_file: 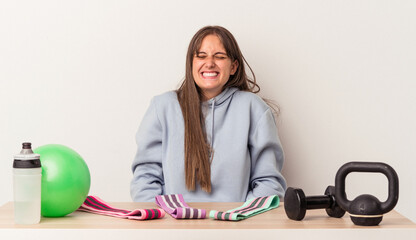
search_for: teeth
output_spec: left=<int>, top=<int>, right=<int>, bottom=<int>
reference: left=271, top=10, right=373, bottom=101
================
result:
left=203, top=72, right=218, bottom=77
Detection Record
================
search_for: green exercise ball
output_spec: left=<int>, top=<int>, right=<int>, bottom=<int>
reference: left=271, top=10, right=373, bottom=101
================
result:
left=34, top=144, right=90, bottom=217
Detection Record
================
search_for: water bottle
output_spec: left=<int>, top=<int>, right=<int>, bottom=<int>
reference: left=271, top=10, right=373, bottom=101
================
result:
left=13, top=142, right=42, bottom=224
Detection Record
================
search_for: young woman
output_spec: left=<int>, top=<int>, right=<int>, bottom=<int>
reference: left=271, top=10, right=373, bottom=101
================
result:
left=131, top=26, right=286, bottom=202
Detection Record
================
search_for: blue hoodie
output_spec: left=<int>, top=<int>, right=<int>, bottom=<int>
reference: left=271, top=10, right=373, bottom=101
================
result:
left=130, top=87, right=286, bottom=202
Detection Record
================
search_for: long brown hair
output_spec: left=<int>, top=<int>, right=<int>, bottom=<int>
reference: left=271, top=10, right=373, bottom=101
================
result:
left=176, top=26, right=260, bottom=192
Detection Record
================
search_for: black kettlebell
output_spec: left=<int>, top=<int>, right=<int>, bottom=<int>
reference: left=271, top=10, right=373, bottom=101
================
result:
left=335, top=162, right=399, bottom=226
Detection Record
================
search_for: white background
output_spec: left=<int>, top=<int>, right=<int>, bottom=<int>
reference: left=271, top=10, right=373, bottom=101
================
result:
left=1, top=0, right=415, bottom=223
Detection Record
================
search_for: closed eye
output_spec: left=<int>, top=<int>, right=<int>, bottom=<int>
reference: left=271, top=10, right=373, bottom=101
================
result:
left=195, top=52, right=228, bottom=59
left=195, top=52, right=207, bottom=59
left=214, top=52, right=228, bottom=59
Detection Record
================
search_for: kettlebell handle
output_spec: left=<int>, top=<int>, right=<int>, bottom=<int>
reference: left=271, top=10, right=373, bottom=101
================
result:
left=335, top=162, right=399, bottom=214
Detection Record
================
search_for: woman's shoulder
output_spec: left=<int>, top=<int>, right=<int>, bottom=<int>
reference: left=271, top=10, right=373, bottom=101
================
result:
left=152, top=91, right=178, bottom=105
left=146, top=91, right=180, bottom=116
left=232, top=90, right=269, bottom=110
left=232, top=90, right=276, bottom=126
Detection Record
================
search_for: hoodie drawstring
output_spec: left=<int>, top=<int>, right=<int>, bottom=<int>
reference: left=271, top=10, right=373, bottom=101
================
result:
left=209, top=99, right=215, bottom=161
left=204, top=87, right=238, bottom=161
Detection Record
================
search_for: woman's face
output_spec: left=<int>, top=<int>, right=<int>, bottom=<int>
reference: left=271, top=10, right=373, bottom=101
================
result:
left=192, top=34, right=238, bottom=101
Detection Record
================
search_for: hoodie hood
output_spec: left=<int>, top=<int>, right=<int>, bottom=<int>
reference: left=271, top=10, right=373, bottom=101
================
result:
left=202, top=87, right=239, bottom=107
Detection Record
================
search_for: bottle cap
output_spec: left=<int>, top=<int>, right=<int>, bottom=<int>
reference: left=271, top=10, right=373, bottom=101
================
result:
left=13, top=142, right=41, bottom=168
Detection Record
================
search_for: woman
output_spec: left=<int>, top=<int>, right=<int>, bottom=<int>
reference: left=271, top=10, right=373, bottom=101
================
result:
left=131, top=26, right=286, bottom=202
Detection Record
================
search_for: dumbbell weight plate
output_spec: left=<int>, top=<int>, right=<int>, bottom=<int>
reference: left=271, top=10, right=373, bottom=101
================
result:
left=324, top=186, right=346, bottom=218
left=284, top=187, right=307, bottom=220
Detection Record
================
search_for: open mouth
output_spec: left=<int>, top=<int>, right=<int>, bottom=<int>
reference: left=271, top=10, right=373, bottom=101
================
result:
left=201, top=71, right=219, bottom=79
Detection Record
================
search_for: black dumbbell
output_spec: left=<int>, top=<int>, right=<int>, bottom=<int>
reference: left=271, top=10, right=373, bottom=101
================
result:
left=284, top=186, right=345, bottom=221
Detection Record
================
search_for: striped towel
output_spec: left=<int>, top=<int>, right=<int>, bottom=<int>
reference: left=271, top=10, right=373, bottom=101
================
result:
left=155, top=194, right=206, bottom=219
left=209, top=195, right=280, bottom=221
left=78, top=196, right=165, bottom=220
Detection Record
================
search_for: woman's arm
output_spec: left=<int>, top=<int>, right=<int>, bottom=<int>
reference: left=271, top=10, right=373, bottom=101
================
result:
left=246, top=108, right=287, bottom=200
left=130, top=98, right=164, bottom=202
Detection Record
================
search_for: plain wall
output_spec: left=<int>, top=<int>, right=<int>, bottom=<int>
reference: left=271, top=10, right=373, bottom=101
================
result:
left=1, top=0, right=415, bottom=222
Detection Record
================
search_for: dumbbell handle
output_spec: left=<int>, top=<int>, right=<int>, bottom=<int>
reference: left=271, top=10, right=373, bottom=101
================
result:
left=306, top=196, right=333, bottom=210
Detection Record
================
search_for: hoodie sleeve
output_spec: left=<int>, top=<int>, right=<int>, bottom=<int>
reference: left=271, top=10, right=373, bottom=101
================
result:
left=246, top=108, right=287, bottom=200
left=130, top=98, right=164, bottom=202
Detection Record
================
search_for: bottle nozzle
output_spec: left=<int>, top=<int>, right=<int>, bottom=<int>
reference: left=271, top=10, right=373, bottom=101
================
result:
left=22, top=142, right=32, bottom=149
left=19, top=142, right=34, bottom=155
